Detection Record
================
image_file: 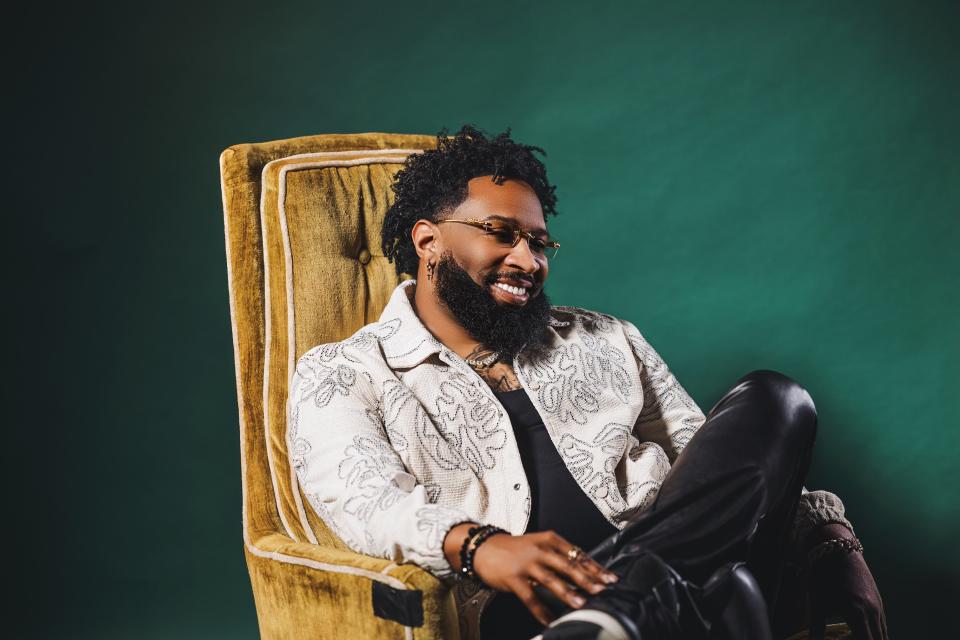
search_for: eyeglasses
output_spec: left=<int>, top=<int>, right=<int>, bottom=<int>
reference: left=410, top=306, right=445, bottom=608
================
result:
left=434, top=217, right=560, bottom=260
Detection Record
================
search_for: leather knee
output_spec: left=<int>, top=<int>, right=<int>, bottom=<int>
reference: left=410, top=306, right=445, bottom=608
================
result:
left=736, top=369, right=818, bottom=445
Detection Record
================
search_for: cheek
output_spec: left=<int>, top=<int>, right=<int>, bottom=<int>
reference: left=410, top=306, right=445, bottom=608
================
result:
left=455, top=247, right=501, bottom=281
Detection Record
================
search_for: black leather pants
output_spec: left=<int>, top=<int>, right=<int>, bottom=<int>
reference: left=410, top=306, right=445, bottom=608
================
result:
left=492, top=369, right=818, bottom=640
left=583, top=368, right=819, bottom=635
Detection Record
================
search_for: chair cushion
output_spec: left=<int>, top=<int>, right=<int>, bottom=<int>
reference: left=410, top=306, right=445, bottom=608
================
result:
left=260, top=147, right=423, bottom=545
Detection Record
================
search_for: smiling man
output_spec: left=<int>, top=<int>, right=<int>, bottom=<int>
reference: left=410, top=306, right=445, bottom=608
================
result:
left=288, top=125, right=887, bottom=640
left=413, top=183, right=556, bottom=392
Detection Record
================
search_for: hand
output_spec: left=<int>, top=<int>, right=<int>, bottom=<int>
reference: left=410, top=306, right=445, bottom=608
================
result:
left=805, top=526, right=888, bottom=640
left=472, top=530, right=620, bottom=627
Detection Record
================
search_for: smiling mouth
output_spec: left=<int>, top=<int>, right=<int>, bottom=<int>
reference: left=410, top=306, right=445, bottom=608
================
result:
left=490, top=281, right=530, bottom=304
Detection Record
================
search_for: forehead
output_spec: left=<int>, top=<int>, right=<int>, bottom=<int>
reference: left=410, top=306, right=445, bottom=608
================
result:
left=453, top=175, right=548, bottom=234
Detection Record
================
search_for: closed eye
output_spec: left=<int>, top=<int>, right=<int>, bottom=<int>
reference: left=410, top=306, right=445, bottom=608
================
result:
left=528, top=238, right=548, bottom=252
left=483, top=226, right=515, bottom=243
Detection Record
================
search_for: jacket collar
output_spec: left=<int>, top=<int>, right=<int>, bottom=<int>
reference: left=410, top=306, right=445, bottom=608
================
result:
left=377, top=279, right=570, bottom=370
left=378, top=279, right=446, bottom=369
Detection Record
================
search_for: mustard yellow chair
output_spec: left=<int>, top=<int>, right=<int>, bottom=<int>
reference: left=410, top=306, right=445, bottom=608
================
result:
left=219, top=132, right=851, bottom=640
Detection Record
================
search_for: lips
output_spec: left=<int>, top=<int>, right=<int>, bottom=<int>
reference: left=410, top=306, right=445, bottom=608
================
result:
left=492, top=275, right=534, bottom=288
left=491, top=281, right=531, bottom=304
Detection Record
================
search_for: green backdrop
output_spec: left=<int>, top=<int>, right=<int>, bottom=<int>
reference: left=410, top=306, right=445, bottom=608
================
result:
left=11, top=0, right=957, bottom=637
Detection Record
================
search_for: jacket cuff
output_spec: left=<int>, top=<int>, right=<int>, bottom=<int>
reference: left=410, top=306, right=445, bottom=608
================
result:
left=790, top=489, right=855, bottom=554
left=405, top=506, right=479, bottom=581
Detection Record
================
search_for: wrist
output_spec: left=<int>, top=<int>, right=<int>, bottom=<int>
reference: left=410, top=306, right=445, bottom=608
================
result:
left=457, top=524, right=509, bottom=581
left=803, top=521, right=855, bottom=552
left=803, top=522, right=864, bottom=576
left=443, top=522, right=480, bottom=573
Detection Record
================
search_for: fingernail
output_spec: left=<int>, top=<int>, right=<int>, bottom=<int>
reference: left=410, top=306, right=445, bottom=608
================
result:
left=572, top=595, right=586, bottom=606
left=590, top=583, right=604, bottom=593
left=604, top=573, right=619, bottom=583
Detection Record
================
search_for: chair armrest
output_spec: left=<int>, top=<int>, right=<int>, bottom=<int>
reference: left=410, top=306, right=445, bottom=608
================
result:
left=245, top=532, right=461, bottom=639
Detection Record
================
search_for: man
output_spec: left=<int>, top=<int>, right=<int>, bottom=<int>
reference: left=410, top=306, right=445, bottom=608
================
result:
left=287, top=125, right=887, bottom=639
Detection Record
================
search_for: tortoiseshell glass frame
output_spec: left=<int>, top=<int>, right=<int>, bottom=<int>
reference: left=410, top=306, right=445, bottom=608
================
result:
left=433, top=217, right=560, bottom=259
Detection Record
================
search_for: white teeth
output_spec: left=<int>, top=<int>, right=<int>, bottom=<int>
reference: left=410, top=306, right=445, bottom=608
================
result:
left=494, top=282, right=527, bottom=296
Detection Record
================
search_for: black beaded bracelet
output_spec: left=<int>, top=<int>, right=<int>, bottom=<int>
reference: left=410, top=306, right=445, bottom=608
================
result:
left=458, top=524, right=508, bottom=580
left=460, top=525, right=498, bottom=579
left=458, top=524, right=484, bottom=576
left=465, top=526, right=506, bottom=578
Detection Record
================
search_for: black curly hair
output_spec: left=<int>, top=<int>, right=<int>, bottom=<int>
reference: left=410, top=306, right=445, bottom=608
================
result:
left=381, top=124, right=559, bottom=278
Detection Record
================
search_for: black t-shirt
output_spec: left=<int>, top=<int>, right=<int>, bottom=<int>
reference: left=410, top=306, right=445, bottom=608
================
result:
left=478, top=388, right=619, bottom=639
left=496, top=388, right=620, bottom=548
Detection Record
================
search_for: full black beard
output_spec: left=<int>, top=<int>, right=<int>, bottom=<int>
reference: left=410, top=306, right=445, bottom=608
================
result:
left=432, top=251, right=553, bottom=363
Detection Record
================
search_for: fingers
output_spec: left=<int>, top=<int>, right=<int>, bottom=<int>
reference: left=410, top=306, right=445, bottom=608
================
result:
left=846, top=607, right=872, bottom=640
left=512, top=531, right=623, bottom=628
left=861, top=604, right=887, bottom=640
left=870, top=610, right=886, bottom=640
left=528, top=565, right=588, bottom=612
left=538, top=553, right=604, bottom=597
left=513, top=576, right=557, bottom=628
left=845, top=605, right=887, bottom=640
left=875, top=591, right=889, bottom=640
left=541, top=532, right=618, bottom=596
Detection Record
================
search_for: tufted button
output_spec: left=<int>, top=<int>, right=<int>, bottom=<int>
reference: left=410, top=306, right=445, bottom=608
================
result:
left=358, top=248, right=371, bottom=264
left=513, top=482, right=521, bottom=490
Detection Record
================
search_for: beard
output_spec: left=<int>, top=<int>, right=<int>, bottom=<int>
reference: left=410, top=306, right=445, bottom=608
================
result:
left=432, top=251, right=553, bottom=363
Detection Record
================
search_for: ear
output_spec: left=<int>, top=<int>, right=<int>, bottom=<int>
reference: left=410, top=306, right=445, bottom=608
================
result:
left=411, top=219, right=441, bottom=261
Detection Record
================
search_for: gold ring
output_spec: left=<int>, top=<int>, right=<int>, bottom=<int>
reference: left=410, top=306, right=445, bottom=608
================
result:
left=567, top=546, right=584, bottom=563
left=528, top=578, right=539, bottom=587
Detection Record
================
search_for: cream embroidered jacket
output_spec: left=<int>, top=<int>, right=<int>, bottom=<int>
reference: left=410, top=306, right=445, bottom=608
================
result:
left=288, top=279, right=852, bottom=582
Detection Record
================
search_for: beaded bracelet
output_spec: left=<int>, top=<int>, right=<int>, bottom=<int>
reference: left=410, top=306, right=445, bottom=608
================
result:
left=806, top=535, right=864, bottom=569
left=458, top=524, right=508, bottom=580
left=460, top=525, right=506, bottom=579
left=458, top=524, right=484, bottom=576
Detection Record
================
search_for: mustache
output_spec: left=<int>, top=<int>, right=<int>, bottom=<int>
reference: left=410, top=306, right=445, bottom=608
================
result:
left=486, top=272, right=536, bottom=288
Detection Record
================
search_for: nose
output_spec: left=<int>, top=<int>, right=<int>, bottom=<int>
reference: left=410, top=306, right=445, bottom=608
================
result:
left=503, top=236, right=543, bottom=276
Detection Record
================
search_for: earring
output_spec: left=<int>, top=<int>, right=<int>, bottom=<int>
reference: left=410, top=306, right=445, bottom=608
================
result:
left=426, top=261, right=435, bottom=282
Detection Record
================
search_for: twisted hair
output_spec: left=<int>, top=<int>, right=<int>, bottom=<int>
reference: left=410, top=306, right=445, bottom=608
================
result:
left=381, top=124, right=559, bottom=277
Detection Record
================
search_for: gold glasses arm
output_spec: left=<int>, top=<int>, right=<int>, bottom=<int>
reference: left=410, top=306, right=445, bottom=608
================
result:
left=434, top=218, right=491, bottom=231
left=434, top=217, right=560, bottom=254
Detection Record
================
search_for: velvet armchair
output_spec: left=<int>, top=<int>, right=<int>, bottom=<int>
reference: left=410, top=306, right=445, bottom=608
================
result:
left=218, top=132, right=850, bottom=640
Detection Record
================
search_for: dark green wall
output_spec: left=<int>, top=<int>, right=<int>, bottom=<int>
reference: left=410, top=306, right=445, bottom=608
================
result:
left=11, top=0, right=957, bottom=637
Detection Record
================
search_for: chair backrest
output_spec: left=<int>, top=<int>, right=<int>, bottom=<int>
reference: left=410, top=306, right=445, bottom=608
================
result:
left=220, top=132, right=435, bottom=548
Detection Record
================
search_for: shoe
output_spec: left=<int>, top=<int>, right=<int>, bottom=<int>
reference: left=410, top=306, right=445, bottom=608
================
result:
left=585, top=520, right=636, bottom=568
left=533, top=549, right=773, bottom=640
left=693, top=561, right=772, bottom=640
left=535, top=548, right=709, bottom=640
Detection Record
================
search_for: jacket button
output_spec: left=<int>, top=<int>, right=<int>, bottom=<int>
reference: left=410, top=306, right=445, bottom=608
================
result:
left=513, top=482, right=521, bottom=490
left=358, top=248, right=371, bottom=264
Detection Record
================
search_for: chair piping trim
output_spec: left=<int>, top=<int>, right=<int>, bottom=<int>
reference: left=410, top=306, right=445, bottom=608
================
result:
left=223, top=150, right=416, bottom=639
left=258, top=159, right=298, bottom=541
left=269, top=147, right=424, bottom=162
left=274, top=152, right=420, bottom=544
left=221, top=151, right=254, bottom=533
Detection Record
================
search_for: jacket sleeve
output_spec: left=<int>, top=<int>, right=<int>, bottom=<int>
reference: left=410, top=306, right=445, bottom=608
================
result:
left=790, top=486, right=856, bottom=552
left=287, top=344, right=477, bottom=581
left=619, top=318, right=707, bottom=463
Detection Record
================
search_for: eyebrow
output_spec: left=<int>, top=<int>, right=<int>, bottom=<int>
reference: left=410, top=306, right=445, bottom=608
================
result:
left=481, top=214, right=550, bottom=238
